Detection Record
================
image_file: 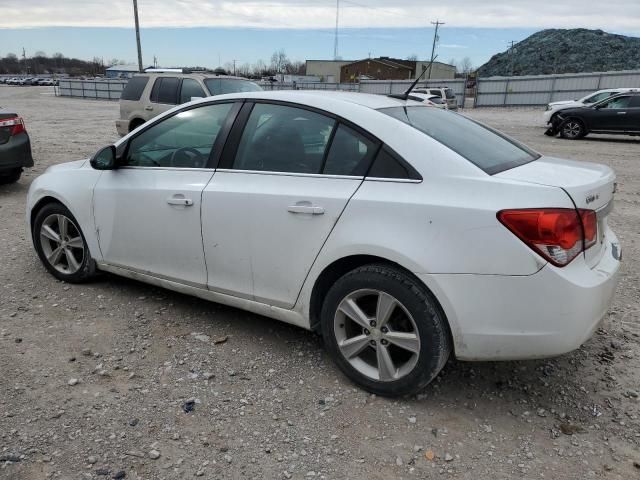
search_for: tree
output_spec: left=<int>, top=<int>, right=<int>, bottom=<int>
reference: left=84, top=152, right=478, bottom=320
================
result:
left=34, top=51, right=47, bottom=58
left=252, top=60, right=268, bottom=77
left=270, top=49, right=289, bottom=74
left=458, top=57, right=473, bottom=74
left=406, top=54, right=418, bottom=61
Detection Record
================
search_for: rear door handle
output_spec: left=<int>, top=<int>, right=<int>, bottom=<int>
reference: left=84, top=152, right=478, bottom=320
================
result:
left=167, top=197, right=193, bottom=206
left=617, top=111, right=627, bottom=115
left=145, top=105, right=154, bottom=111
left=287, top=202, right=324, bottom=215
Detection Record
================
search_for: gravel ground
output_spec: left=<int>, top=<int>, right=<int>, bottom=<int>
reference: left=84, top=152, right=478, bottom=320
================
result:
left=1, top=86, right=639, bottom=480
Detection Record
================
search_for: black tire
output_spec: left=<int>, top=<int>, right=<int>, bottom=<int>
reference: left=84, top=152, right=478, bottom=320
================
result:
left=32, top=202, right=96, bottom=283
left=0, top=168, right=22, bottom=184
left=321, top=264, right=451, bottom=397
left=560, top=118, right=586, bottom=140
left=129, top=119, right=145, bottom=132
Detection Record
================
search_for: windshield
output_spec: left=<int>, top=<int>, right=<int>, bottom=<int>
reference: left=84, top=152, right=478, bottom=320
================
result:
left=582, top=91, right=615, bottom=104
left=204, top=78, right=262, bottom=95
left=379, top=106, right=539, bottom=175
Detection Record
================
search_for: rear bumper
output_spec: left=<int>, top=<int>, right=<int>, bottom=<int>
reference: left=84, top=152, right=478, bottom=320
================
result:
left=419, top=229, right=621, bottom=361
left=0, top=132, right=33, bottom=171
left=115, top=119, right=128, bottom=137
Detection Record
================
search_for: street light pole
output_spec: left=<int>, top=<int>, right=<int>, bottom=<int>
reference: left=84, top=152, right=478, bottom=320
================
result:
left=133, top=0, right=144, bottom=73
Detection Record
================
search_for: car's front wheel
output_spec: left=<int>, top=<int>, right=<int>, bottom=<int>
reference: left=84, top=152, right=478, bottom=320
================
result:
left=321, top=264, right=451, bottom=396
left=560, top=119, right=586, bottom=139
left=32, top=203, right=96, bottom=283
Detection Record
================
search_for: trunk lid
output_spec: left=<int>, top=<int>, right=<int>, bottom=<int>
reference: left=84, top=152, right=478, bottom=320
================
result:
left=496, top=156, right=616, bottom=268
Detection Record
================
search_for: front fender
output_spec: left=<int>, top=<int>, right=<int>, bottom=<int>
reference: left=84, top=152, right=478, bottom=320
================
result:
left=27, top=166, right=103, bottom=260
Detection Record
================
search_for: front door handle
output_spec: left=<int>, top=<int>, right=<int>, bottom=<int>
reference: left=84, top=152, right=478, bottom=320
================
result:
left=288, top=201, right=324, bottom=215
left=617, top=111, right=627, bottom=115
left=167, top=197, right=193, bottom=206
left=145, top=105, right=154, bottom=111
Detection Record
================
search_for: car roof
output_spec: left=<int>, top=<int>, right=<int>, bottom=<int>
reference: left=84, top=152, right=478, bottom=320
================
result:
left=206, top=90, right=423, bottom=110
left=134, top=72, right=253, bottom=81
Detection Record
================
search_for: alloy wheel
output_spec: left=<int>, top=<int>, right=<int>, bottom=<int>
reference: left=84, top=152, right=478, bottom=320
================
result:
left=333, top=289, right=420, bottom=382
left=39, top=214, right=85, bottom=275
left=562, top=121, right=582, bottom=139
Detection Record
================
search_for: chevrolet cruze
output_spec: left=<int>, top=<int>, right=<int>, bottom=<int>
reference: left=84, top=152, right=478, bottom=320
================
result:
left=27, top=91, right=621, bottom=396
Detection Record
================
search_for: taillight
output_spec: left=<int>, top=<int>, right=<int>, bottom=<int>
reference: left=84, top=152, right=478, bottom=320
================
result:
left=0, top=116, right=26, bottom=136
left=580, top=209, right=597, bottom=249
left=497, top=208, right=597, bottom=267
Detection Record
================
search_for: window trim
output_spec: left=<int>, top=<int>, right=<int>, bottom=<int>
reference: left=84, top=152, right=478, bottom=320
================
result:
left=118, top=100, right=243, bottom=170
left=218, top=99, right=384, bottom=177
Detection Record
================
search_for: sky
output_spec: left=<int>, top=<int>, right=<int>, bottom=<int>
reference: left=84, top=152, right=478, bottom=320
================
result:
left=1, top=0, right=639, bottom=69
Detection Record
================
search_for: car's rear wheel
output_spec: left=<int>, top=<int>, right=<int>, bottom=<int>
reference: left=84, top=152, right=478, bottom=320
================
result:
left=129, top=119, right=145, bottom=132
left=33, top=203, right=96, bottom=283
left=560, top=119, right=586, bottom=139
left=0, top=168, right=22, bottom=184
left=321, top=264, right=451, bottom=396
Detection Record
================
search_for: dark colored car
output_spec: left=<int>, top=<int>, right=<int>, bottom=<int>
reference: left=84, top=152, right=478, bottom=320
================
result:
left=547, top=92, right=640, bottom=139
left=0, top=110, right=33, bottom=183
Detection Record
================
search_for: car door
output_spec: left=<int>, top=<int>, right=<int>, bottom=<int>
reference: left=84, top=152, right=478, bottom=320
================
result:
left=626, top=96, right=640, bottom=132
left=145, top=77, right=180, bottom=120
left=93, top=102, right=237, bottom=286
left=592, top=95, right=633, bottom=130
left=201, top=102, right=379, bottom=308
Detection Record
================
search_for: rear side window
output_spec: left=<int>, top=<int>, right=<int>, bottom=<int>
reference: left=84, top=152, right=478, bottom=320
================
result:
left=429, top=90, right=442, bottom=98
left=379, top=106, right=539, bottom=175
left=150, top=77, right=179, bottom=104
left=180, top=79, right=206, bottom=104
left=120, top=76, right=148, bottom=101
left=368, top=146, right=421, bottom=180
left=323, top=124, right=377, bottom=176
left=232, top=103, right=335, bottom=174
left=630, top=96, right=640, bottom=108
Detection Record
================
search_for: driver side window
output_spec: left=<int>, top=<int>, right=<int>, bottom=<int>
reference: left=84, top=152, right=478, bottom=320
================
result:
left=125, top=103, right=233, bottom=168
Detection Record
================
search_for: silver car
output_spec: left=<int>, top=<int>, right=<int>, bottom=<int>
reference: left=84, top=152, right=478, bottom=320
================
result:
left=116, top=71, right=262, bottom=135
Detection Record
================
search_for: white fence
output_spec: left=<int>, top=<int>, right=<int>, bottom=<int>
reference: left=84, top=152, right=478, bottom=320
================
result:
left=475, top=70, right=640, bottom=106
left=57, top=79, right=127, bottom=100
left=56, top=69, right=640, bottom=107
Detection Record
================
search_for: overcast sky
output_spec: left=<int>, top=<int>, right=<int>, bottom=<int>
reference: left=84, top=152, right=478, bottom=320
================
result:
left=3, top=0, right=640, bottom=30
left=1, top=1, right=639, bottom=67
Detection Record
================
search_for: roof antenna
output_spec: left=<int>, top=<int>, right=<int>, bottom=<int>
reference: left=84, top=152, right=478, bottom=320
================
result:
left=389, top=55, right=438, bottom=101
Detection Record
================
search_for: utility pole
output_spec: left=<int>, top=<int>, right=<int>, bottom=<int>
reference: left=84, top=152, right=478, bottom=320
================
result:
left=233, top=60, right=236, bottom=76
left=132, top=0, right=144, bottom=72
left=508, top=40, right=516, bottom=76
left=428, top=20, right=444, bottom=79
left=333, top=0, right=340, bottom=60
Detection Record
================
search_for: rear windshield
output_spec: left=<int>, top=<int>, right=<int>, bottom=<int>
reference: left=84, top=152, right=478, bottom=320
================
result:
left=444, top=89, right=455, bottom=99
left=379, top=106, right=539, bottom=174
left=204, top=78, right=262, bottom=95
left=120, top=76, right=148, bottom=101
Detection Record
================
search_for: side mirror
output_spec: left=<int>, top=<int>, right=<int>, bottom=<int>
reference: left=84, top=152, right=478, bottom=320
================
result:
left=90, top=145, right=117, bottom=170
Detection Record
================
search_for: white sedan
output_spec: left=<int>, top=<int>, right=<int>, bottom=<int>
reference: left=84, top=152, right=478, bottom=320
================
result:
left=27, top=91, right=621, bottom=396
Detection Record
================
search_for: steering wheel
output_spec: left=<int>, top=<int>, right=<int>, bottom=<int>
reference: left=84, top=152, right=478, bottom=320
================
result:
left=170, top=147, right=206, bottom=168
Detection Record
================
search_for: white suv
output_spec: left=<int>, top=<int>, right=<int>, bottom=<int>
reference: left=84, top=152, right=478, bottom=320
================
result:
left=413, top=87, right=458, bottom=110
left=543, top=88, right=640, bottom=125
left=116, top=71, right=262, bottom=135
